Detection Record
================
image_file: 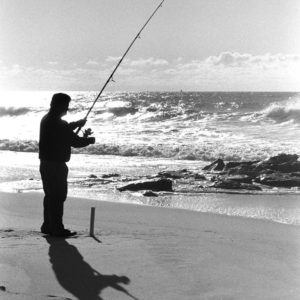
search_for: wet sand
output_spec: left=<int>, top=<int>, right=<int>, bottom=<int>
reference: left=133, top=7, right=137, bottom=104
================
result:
left=0, top=191, right=299, bottom=300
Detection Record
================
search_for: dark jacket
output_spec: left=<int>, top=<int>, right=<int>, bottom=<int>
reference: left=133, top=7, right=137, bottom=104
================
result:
left=39, top=112, right=91, bottom=162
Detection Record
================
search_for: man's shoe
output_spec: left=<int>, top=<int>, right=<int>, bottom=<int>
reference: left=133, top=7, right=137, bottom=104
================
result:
left=41, top=226, right=51, bottom=235
left=50, top=229, right=77, bottom=237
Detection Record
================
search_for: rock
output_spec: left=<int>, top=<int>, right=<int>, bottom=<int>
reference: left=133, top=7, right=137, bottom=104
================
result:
left=240, top=183, right=262, bottom=191
left=158, top=169, right=206, bottom=181
left=253, top=154, right=300, bottom=174
left=194, top=173, right=206, bottom=180
left=226, top=165, right=259, bottom=178
left=224, top=161, right=259, bottom=171
left=255, top=173, right=300, bottom=188
left=269, top=162, right=300, bottom=173
left=117, top=178, right=173, bottom=192
left=211, top=180, right=241, bottom=189
left=88, top=174, right=98, bottom=178
left=143, top=190, right=159, bottom=197
left=226, top=175, right=253, bottom=184
left=157, top=169, right=189, bottom=179
left=266, top=153, right=298, bottom=164
left=211, top=180, right=262, bottom=190
left=0, top=286, right=6, bottom=291
left=203, top=159, right=225, bottom=171
left=102, top=173, right=120, bottom=178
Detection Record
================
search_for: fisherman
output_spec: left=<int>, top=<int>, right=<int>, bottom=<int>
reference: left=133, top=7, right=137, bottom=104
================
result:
left=39, top=93, right=95, bottom=237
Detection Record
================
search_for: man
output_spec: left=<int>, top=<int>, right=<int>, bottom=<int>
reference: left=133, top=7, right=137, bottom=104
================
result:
left=39, top=93, right=95, bottom=237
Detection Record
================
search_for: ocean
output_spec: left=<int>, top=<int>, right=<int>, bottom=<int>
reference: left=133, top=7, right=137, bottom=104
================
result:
left=0, top=91, right=300, bottom=225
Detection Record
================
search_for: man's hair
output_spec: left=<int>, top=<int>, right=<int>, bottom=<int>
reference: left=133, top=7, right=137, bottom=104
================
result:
left=50, top=93, right=71, bottom=110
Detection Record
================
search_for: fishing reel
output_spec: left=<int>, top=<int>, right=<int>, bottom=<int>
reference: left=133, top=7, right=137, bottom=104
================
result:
left=83, top=128, right=94, bottom=138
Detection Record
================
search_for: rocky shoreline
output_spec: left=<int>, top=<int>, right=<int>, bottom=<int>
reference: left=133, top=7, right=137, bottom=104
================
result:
left=9, top=153, right=300, bottom=196
left=115, top=154, right=300, bottom=195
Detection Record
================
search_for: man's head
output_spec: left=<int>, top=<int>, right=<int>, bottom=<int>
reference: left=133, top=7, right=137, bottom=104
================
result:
left=50, top=93, right=71, bottom=116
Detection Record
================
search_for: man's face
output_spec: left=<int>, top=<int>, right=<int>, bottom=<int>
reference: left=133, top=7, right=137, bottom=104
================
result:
left=61, top=104, right=69, bottom=117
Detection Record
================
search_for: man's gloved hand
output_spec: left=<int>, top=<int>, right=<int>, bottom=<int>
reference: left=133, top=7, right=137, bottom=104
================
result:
left=76, top=119, right=87, bottom=128
left=88, top=137, right=96, bottom=144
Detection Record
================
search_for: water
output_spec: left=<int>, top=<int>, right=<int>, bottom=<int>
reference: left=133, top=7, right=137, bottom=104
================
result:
left=1, top=91, right=300, bottom=161
left=0, top=91, right=300, bottom=225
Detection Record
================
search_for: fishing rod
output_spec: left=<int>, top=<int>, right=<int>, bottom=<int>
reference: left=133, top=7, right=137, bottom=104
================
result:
left=76, top=0, right=166, bottom=135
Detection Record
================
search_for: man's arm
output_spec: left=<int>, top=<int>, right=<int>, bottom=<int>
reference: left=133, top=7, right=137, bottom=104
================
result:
left=69, top=119, right=86, bottom=131
left=69, top=130, right=95, bottom=148
left=62, top=120, right=95, bottom=148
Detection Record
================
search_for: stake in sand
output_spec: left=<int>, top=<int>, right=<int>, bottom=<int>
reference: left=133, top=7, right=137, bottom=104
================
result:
left=90, top=207, right=96, bottom=236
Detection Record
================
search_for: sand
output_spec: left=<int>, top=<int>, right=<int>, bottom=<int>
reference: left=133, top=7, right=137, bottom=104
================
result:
left=0, top=191, right=299, bottom=300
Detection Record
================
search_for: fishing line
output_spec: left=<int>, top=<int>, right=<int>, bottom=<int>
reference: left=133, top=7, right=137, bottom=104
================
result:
left=76, top=0, right=166, bottom=134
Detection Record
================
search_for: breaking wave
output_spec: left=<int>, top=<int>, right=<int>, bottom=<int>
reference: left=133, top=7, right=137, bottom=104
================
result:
left=1, top=91, right=299, bottom=163
left=0, top=138, right=292, bottom=162
left=239, top=98, right=300, bottom=124
left=263, top=103, right=300, bottom=123
left=0, top=107, right=31, bottom=117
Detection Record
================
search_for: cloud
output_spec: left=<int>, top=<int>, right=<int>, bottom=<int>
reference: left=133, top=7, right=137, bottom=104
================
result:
left=206, top=52, right=300, bottom=68
left=1, top=53, right=299, bottom=91
left=125, top=57, right=168, bottom=67
left=155, top=52, right=300, bottom=90
left=48, top=61, right=58, bottom=66
left=106, top=56, right=121, bottom=62
left=86, top=60, right=99, bottom=66
left=105, top=57, right=168, bottom=67
left=0, top=106, right=30, bottom=117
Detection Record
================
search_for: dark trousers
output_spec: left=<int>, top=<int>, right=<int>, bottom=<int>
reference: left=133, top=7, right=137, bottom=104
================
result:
left=40, top=161, right=68, bottom=233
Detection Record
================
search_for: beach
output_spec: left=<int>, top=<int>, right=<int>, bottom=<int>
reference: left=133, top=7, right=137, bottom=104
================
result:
left=0, top=191, right=299, bottom=300
left=1, top=0, right=300, bottom=296
left=1, top=91, right=300, bottom=299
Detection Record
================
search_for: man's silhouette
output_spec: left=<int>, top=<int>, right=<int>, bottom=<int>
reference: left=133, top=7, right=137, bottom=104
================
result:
left=39, top=93, right=95, bottom=237
left=45, top=237, right=138, bottom=300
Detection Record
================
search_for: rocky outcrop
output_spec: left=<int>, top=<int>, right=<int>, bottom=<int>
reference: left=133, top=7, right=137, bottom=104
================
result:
left=203, top=153, right=300, bottom=189
left=210, top=180, right=262, bottom=191
left=117, top=178, right=173, bottom=192
left=143, top=190, right=159, bottom=197
left=115, top=153, right=300, bottom=196
left=102, top=173, right=120, bottom=178
left=203, top=159, right=225, bottom=171
left=254, top=173, right=300, bottom=188
left=157, top=169, right=206, bottom=180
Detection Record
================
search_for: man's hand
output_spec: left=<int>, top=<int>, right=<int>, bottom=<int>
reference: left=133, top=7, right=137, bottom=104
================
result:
left=88, top=137, right=96, bottom=144
left=76, top=119, right=87, bottom=128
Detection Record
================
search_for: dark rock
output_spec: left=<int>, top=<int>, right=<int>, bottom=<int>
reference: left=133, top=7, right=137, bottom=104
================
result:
left=252, top=154, right=300, bottom=174
left=117, top=178, right=173, bottom=192
left=158, top=170, right=206, bottom=180
left=203, top=159, right=225, bottom=171
left=255, top=173, right=300, bottom=187
left=143, top=190, right=159, bottom=197
left=194, top=173, right=206, bottom=180
left=157, top=169, right=189, bottom=179
left=226, top=165, right=259, bottom=178
left=212, top=180, right=262, bottom=190
left=224, top=161, right=259, bottom=170
left=211, top=180, right=241, bottom=189
left=266, top=153, right=298, bottom=164
left=241, top=183, right=262, bottom=191
left=226, top=175, right=253, bottom=184
left=102, top=173, right=120, bottom=178
left=269, top=162, right=300, bottom=173
left=0, top=286, right=6, bottom=291
left=88, top=174, right=98, bottom=178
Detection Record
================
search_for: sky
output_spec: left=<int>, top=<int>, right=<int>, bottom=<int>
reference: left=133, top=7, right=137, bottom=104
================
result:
left=0, top=0, right=300, bottom=91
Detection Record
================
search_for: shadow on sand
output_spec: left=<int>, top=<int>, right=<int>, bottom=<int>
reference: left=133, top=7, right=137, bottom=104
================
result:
left=45, top=236, right=138, bottom=300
